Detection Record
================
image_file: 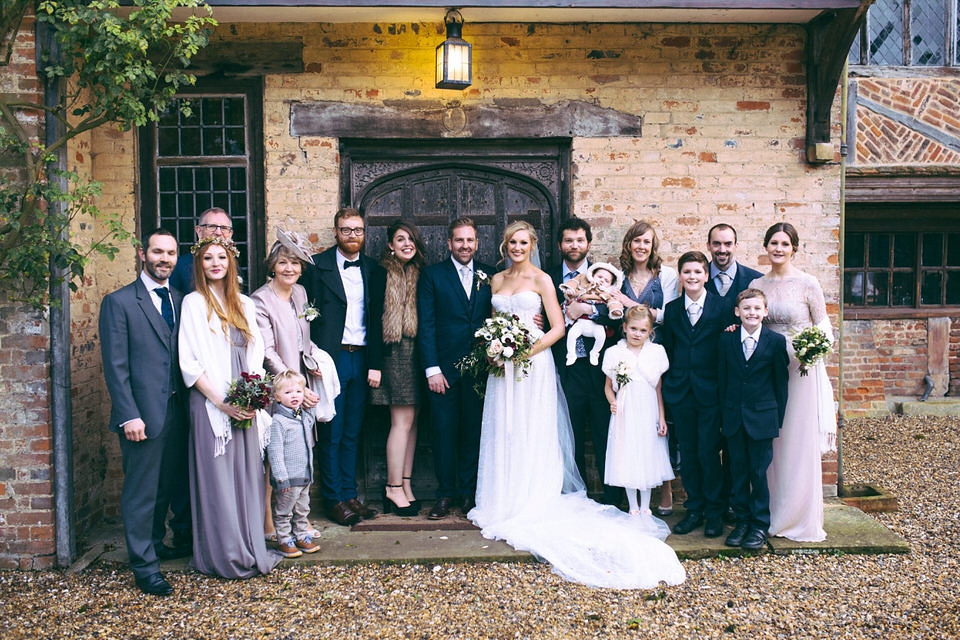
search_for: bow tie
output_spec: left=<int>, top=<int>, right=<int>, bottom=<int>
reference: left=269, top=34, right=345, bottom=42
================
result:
left=343, top=259, right=360, bottom=269
left=291, top=407, right=303, bottom=418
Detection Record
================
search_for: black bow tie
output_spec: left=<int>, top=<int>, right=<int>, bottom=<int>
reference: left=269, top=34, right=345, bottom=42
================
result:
left=343, top=259, right=360, bottom=269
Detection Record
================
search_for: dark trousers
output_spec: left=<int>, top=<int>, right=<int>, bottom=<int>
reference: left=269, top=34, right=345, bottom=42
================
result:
left=428, top=373, right=484, bottom=500
left=668, top=391, right=724, bottom=520
left=319, top=348, right=367, bottom=504
left=118, top=394, right=190, bottom=580
left=725, top=427, right=775, bottom=530
left=561, top=357, right=619, bottom=504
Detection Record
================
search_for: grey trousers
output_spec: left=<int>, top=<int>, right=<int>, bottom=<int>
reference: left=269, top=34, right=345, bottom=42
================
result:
left=273, top=483, right=312, bottom=542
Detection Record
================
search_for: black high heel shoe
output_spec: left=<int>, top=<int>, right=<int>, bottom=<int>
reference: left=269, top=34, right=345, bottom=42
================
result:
left=384, top=484, right=419, bottom=516
left=402, top=476, right=420, bottom=512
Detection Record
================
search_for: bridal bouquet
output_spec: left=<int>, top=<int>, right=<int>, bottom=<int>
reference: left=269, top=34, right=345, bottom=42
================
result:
left=223, top=371, right=273, bottom=429
left=792, top=326, right=832, bottom=377
left=615, top=361, right=631, bottom=388
left=457, top=313, right=534, bottom=389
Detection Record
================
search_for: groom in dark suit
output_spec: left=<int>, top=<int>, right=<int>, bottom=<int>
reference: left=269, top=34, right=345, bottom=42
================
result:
left=99, top=228, right=191, bottom=596
left=418, top=217, right=494, bottom=519
left=303, top=207, right=385, bottom=527
left=547, top=218, right=620, bottom=505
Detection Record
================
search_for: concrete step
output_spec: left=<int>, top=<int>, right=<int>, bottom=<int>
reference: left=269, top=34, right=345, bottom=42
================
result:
left=898, top=398, right=960, bottom=417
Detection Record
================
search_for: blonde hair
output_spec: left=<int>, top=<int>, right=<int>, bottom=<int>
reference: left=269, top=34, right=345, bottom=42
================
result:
left=498, top=221, right=539, bottom=265
left=623, top=304, right=656, bottom=340
left=193, top=241, right=253, bottom=342
left=273, top=369, right=306, bottom=394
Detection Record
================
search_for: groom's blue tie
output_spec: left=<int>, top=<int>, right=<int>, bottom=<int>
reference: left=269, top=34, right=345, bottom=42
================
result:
left=156, top=286, right=174, bottom=331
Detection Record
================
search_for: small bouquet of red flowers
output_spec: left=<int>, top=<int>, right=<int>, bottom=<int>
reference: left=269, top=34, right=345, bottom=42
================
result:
left=223, top=371, right=273, bottom=429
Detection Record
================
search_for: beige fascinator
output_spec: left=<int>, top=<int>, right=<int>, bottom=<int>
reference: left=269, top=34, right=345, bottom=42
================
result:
left=276, top=227, right=315, bottom=266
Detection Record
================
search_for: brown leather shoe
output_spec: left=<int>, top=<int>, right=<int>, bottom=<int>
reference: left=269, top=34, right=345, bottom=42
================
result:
left=347, top=498, right=377, bottom=520
left=325, top=501, right=360, bottom=526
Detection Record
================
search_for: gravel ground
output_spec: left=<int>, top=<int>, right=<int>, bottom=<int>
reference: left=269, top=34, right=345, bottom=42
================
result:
left=2, top=415, right=959, bottom=639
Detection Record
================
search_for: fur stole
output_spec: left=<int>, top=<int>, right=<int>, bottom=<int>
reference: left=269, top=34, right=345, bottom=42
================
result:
left=381, top=255, right=419, bottom=343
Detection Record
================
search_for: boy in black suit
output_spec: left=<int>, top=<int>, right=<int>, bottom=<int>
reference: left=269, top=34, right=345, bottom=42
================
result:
left=660, top=250, right=731, bottom=537
left=717, top=288, right=788, bottom=550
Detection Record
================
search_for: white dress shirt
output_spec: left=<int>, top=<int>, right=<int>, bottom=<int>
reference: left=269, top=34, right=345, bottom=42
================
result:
left=710, top=261, right=738, bottom=297
left=140, top=270, right=174, bottom=321
left=337, top=249, right=366, bottom=346
left=684, top=292, right=706, bottom=325
left=740, top=325, right=762, bottom=359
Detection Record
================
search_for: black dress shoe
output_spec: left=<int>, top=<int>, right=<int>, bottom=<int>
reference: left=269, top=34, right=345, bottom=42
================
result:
left=459, top=496, right=476, bottom=514
left=722, top=507, right=737, bottom=524
left=724, top=523, right=750, bottom=547
left=672, top=512, right=704, bottom=535
left=428, top=497, right=453, bottom=520
left=325, top=501, right=360, bottom=526
left=135, top=572, right=173, bottom=596
left=741, top=528, right=769, bottom=550
left=156, top=543, right=192, bottom=560
left=704, top=518, right=724, bottom=538
left=347, top=498, right=377, bottom=520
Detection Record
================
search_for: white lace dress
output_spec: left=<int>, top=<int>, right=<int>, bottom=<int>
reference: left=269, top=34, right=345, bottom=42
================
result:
left=750, top=272, right=837, bottom=542
left=469, top=291, right=685, bottom=589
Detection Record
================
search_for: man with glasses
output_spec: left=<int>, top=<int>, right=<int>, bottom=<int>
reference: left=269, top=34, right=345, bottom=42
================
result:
left=303, top=207, right=385, bottom=526
left=169, top=207, right=235, bottom=293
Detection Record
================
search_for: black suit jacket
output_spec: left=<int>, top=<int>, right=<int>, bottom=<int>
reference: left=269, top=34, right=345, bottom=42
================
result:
left=99, top=277, right=185, bottom=437
left=302, top=247, right=385, bottom=370
left=717, top=326, right=789, bottom=439
left=417, top=258, right=494, bottom=382
left=705, top=261, right=763, bottom=300
left=547, top=261, right=619, bottom=375
left=659, top=291, right=733, bottom=407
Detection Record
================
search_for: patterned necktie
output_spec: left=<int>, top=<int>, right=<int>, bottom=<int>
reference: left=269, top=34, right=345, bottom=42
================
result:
left=716, top=272, right=731, bottom=296
left=743, top=336, right=756, bottom=360
left=156, top=286, right=174, bottom=330
left=460, top=265, right=472, bottom=299
left=687, top=301, right=701, bottom=326
left=565, top=270, right=579, bottom=281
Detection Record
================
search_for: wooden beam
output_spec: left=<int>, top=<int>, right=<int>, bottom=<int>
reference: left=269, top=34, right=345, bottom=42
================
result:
left=804, top=0, right=872, bottom=164
left=290, top=99, right=642, bottom=139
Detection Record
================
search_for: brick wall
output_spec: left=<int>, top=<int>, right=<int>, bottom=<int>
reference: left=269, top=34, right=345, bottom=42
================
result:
left=0, top=15, right=57, bottom=570
left=838, top=321, right=888, bottom=416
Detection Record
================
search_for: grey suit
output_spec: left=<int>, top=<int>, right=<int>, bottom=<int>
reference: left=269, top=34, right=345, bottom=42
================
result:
left=99, top=277, right=190, bottom=579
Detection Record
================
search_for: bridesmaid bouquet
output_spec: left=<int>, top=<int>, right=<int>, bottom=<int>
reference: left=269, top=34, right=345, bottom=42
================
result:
left=223, top=372, right=273, bottom=429
left=615, top=361, right=631, bottom=388
left=792, top=327, right=832, bottom=377
left=457, top=313, right=534, bottom=387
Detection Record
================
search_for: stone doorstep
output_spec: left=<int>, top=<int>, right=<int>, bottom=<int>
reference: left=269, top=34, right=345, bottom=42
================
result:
left=839, top=483, right=899, bottom=513
left=89, top=499, right=908, bottom=573
left=897, top=398, right=960, bottom=417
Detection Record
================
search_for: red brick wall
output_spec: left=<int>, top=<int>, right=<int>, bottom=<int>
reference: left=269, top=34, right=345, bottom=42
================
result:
left=839, top=321, right=888, bottom=415
left=951, top=320, right=960, bottom=397
left=872, top=320, right=928, bottom=397
left=0, top=16, right=57, bottom=570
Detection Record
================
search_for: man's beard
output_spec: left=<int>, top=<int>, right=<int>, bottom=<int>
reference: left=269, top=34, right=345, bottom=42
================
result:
left=145, top=260, right=174, bottom=281
left=339, top=238, right=364, bottom=254
left=562, top=249, right=586, bottom=264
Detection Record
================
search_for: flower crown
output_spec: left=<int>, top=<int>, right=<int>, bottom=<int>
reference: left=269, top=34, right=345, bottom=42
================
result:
left=191, top=236, right=240, bottom=258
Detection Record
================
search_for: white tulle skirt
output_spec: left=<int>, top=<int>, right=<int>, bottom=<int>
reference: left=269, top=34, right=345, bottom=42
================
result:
left=469, top=349, right=686, bottom=590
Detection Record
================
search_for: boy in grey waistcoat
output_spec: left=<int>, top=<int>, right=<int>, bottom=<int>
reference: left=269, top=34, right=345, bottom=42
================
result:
left=267, top=371, right=318, bottom=558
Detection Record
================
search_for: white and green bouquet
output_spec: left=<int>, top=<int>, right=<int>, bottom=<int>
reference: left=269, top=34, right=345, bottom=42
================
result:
left=615, top=361, right=631, bottom=388
left=457, top=312, right=534, bottom=390
left=792, top=326, right=832, bottom=377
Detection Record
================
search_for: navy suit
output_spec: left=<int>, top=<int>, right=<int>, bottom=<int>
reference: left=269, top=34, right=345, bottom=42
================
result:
left=99, top=277, right=190, bottom=580
left=659, top=291, right=732, bottom=521
left=417, top=258, right=493, bottom=500
left=705, top=261, right=762, bottom=300
left=548, top=262, right=619, bottom=503
left=302, top=246, right=385, bottom=505
left=717, top=327, right=788, bottom=530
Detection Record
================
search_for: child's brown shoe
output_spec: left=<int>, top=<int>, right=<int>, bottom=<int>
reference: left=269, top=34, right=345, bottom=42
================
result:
left=295, top=536, right=320, bottom=554
left=277, top=539, right=302, bottom=558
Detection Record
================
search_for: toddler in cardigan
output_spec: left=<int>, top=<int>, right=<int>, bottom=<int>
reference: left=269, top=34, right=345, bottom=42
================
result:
left=560, top=262, right=625, bottom=366
left=267, top=371, right=319, bottom=558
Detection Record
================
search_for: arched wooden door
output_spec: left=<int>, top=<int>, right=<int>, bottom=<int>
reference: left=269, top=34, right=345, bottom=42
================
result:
left=358, top=165, right=556, bottom=267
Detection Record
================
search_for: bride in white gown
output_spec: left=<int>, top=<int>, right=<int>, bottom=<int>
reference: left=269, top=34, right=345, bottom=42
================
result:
left=468, top=222, right=685, bottom=589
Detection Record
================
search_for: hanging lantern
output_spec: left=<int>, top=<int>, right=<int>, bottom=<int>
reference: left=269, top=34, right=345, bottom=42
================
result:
left=436, top=9, right=472, bottom=90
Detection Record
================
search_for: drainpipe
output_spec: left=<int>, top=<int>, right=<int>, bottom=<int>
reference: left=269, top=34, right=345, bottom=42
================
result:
left=38, top=18, right=76, bottom=567
left=836, top=58, right=848, bottom=494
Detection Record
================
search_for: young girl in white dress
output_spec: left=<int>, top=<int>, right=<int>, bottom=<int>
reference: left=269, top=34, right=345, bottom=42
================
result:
left=602, top=305, right=675, bottom=523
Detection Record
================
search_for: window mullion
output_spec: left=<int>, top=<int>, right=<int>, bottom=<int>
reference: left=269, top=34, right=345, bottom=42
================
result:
left=948, top=0, right=958, bottom=65
left=903, top=0, right=912, bottom=66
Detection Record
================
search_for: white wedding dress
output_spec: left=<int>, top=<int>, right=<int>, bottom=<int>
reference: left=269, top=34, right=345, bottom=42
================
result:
left=468, top=291, right=686, bottom=589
